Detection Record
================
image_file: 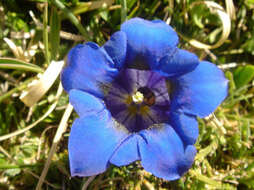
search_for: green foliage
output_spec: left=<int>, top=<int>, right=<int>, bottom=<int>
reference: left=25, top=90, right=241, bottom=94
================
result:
left=234, top=65, right=254, bottom=88
left=0, top=0, right=254, bottom=189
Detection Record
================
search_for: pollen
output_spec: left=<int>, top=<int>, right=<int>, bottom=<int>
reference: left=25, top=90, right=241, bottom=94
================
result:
left=132, top=91, right=144, bottom=104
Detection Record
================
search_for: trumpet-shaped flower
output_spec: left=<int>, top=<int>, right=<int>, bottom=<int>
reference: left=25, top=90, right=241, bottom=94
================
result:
left=61, top=18, right=228, bottom=180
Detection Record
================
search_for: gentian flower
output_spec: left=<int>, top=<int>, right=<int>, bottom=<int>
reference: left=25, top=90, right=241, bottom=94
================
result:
left=61, top=18, right=228, bottom=180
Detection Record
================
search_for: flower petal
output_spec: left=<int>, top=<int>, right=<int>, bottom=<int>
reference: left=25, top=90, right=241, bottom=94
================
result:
left=102, top=31, right=127, bottom=70
left=69, top=110, right=128, bottom=176
left=157, top=48, right=199, bottom=77
left=110, top=135, right=140, bottom=166
left=170, top=61, right=228, bottom=118
left=169, top=112, right=198, bottom=145
left=121, top=17, right=178, bottom=69
left=177, top=145, right=196, bottom=175
left=69, top=89, right=105, bottom=117
left=61, top=43, right=118, bottom=98
left=138, top=124, right=196, bottom=180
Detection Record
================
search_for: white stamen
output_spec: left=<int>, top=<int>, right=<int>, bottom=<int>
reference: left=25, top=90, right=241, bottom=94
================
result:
left=132, top=91, right=144, bottom=103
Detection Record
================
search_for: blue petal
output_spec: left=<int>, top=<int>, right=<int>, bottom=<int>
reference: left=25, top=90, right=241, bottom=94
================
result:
left=102, top=31, right=127, bottom=70
left=61, top=43, right=119, bottom=98
left=121, top=17, right=178, bottom=69
left=171, top=61, right=228, bottom=118
left=157, top=48, right=199, bottom=77
left=138, top=124, right=196, bottom=180
left=69, top=110, right=129, bottom=176
left=69, top=89, right=105, bottom=117
left=110, top=135, right=140, bottom=166
left=177, top=145, right=196, bottom=175
left=169, top=112, right=198, bottom=145
left=86, top=42, right=100, bottom=49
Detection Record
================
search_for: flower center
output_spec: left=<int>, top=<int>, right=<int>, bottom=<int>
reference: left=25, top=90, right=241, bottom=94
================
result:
left=135, top=87, right=156, bottom=106
left=104, top=69, right=170, bottom=133
left=132, top=91, right=144, bottom=104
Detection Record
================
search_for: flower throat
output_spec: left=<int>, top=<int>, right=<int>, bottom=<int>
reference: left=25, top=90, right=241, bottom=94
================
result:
left=104, top=69, right=171, bottom=133
left=132, top=87, right=155, bottom=106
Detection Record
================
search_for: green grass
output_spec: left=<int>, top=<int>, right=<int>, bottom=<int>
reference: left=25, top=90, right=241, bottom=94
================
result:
left=0, top=0, right=254, bottom=189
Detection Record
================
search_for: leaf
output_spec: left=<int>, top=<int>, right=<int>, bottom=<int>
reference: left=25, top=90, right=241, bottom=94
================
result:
left=71, top=0, right=114, bottom=15
left=4, top=168, right=21, bottom=176
left=247, top=0, right=254, bottom=4
left=0, top=58, right=43, bottom=73
left=234, top=65, right=254, bottom=88
left=189, top=170, right=223, bottom=188
left=225, top=71, right=236, bottom=95
left=50, top=6, right=61, bottom=61
left=20, top=60, right=64, bottom=107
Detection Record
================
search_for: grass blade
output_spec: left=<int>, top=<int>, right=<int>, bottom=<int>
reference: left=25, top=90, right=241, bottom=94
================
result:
left=0, top=58, right=43, bottom=73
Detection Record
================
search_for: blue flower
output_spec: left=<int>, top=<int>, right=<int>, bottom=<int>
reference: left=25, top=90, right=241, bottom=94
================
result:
left=61, top=18, right=228, bottom=180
